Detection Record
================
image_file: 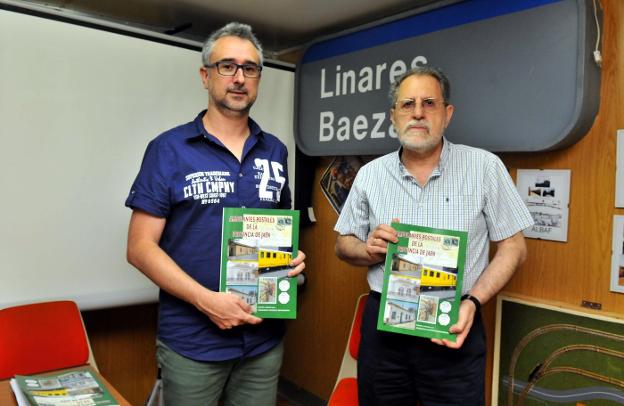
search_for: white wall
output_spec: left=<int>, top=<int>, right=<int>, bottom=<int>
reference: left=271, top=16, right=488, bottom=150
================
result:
left=0, top=9, right=295, bottom=310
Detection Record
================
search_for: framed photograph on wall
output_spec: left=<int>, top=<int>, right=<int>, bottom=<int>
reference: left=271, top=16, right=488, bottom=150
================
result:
left=611, top=215, right=624, bottom=293
left=319, top=156, right=362, bottom=214
left=616, top=130, right=624, bottom=207
left=492, top=294, right=624, bottom=406
left=516, top=169, right=571, bottom=242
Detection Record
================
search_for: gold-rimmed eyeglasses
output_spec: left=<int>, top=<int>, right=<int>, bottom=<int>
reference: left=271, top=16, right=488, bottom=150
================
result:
left=394, top=98, right=446, bottom=115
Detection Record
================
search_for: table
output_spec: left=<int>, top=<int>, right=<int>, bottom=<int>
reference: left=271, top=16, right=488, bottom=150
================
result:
left=0, top=365, right=132, bottom=405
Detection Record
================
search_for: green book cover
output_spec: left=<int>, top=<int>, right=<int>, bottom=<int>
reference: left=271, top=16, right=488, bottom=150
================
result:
left=377, top=222, right=468, bottom=341
left=14, top=369, right=119, bottom=405
left=220, top=207, right=300, bottom=319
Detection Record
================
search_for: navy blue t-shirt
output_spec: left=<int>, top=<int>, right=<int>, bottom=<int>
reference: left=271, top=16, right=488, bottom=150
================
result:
left=125, top=110, right=291, bottom=361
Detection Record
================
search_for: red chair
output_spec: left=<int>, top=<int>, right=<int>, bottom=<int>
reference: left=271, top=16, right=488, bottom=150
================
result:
left=328, top=293, right=368, bottom=406
left=0, top=300, right=97, bottom=379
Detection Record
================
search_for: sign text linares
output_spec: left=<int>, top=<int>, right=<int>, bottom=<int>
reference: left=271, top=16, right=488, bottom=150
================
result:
left=318, top=55, right=428, bottom=143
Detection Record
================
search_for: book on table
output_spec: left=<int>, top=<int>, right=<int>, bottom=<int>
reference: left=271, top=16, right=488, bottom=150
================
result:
left=220, top=207, right=300, bottom=319
left=10, top=368, right=119, bottom=406
left=377, top=222, right=468, bottom=341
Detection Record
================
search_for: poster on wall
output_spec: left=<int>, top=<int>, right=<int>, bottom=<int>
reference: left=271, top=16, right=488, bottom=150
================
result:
left=615, top=130, right=624, bottom=207
left=319, top=156, right=362, bottom=213
left=610, top=215, right=624, bottom=293
left=516, top=169, right=571, bottom=242
left=493, top=294, right=624, bottom=406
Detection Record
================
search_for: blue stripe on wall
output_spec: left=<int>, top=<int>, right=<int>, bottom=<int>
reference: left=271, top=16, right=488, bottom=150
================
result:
left=302, top=0, right=564, bottom=63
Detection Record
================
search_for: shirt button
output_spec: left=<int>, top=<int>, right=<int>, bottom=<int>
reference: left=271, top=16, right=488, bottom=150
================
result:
left=239, top=173, right=243, bottom=177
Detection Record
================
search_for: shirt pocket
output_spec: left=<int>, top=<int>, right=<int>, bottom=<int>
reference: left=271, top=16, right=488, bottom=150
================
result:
left=436, top=194, right=483, bottom=233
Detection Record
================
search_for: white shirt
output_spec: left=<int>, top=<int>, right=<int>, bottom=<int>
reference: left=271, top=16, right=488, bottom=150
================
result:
left=335, top=139, right=534, bottom=292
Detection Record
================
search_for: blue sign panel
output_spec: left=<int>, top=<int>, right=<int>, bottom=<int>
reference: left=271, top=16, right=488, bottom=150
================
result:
left=295, top=0, right=601, bottom=155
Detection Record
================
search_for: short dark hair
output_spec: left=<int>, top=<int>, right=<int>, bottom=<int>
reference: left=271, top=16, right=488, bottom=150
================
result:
left=389, top=66, right=451, bottom=106
left=202, top=22, right=263, bottom=66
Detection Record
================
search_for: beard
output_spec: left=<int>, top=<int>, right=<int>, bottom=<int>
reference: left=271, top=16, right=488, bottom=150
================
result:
left=397, top=120, right=442, bottom=154
left=399, top=134, right=441, bottom=154
left=211, top=84, right=256, bottom=115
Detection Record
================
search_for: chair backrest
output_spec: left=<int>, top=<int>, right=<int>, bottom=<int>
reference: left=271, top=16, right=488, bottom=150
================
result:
left=334, top=293, right=368, bottom=383
left=348, top=294, right=367, bottom=360
left=0, top=300, right=95, bottom=379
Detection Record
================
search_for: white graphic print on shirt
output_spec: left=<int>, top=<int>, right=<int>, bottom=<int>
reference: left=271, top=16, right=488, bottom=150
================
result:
left=182, top=160, right=285, bottom=206
left=253, top=158, right=285, bottom=203
left=183, top=171, right=234, bottom=205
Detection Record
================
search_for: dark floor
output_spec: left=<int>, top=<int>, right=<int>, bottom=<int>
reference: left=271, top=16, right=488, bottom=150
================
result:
left=277, top=378, right=326, bottom=406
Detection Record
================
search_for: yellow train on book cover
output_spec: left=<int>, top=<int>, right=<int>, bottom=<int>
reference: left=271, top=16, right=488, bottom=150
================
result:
left=228, top=240, right=293, bottom=273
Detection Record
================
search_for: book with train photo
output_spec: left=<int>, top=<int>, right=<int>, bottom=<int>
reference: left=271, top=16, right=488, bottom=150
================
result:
left=377, top=222, right=467, bottom=341
left=220, top=207, right=300, bottom=319
left=11, top=368, right=119, bottom=406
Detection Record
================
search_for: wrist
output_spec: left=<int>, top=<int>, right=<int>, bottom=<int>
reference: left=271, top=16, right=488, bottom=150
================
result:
left=461, top=293, right=481, bottom=313
left=192, top=285, right=214, bottom=308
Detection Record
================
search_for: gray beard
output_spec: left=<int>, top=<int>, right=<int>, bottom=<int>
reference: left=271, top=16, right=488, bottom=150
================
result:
left=399, top=135, right=439, bottom=155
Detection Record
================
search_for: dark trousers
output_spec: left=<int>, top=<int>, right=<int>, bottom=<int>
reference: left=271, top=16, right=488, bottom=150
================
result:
left=358, top=292, right=486, bottom=406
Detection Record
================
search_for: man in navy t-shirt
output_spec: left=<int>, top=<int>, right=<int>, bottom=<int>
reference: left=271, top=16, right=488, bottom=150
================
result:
left=126, top=22, right=305, bottom=406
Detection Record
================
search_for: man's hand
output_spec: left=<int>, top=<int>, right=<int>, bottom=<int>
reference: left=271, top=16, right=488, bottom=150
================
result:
left=335, top=220, right=399, bottom=267
left=365, top=222, right=399, bottom=263
left=287, top=250, right=306, bottom=277
left=430, top=299, right=477, bottom=349
left=195, top=290, right=262, bottom=330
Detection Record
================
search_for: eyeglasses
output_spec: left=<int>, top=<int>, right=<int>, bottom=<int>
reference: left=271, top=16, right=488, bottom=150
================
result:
left=394, top=98, right=446, bottom=115
left=204, top=61, right=263, bottom=78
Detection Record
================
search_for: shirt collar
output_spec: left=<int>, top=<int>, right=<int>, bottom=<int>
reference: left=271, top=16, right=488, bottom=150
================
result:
left=438, top=137, right=451, bottom=171
left=187, top=110, right=263, bottom=142
left=396, top=137, right=452, bottom=178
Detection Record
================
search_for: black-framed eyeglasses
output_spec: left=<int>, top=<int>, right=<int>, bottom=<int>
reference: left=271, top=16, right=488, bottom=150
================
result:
left=394, top=97, right=446, bottom=115
left=204, top=61, right=263, bottom=78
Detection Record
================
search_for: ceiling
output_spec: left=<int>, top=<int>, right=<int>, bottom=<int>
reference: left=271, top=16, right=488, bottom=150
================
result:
left=11, top=0, right=458, bottom=62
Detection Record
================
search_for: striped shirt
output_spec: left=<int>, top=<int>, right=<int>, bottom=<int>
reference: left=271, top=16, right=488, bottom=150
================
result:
left=334, top=139, right=534, bottom=293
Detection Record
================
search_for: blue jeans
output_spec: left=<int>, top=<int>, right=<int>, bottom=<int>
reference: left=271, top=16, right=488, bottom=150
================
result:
left=156, top=340, right=283, bottom=406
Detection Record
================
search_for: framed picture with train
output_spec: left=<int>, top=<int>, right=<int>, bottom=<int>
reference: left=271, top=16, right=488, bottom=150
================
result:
left=610, top=215, right=624, bottom=293
left=219, top=207, right=300, bottom=319
left=492, top=294, right=624, bottom=405
left=516, top=169, right=571, bottom=242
